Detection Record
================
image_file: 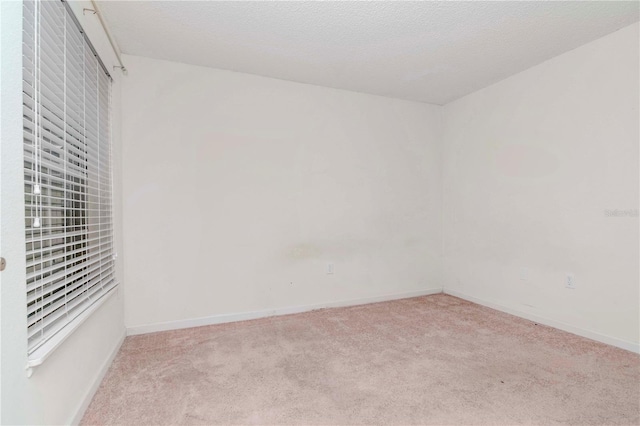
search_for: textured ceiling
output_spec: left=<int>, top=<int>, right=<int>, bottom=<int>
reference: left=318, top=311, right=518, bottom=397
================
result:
left=99, top=1, right=639, bottom=105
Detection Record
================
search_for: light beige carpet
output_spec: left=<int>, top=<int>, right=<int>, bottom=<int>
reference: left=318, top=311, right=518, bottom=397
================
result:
left=82, top=294, right=640, bottom=425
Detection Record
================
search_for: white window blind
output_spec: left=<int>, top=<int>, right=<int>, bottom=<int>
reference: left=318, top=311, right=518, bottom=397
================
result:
left=23, top=0, right=117, bottom=365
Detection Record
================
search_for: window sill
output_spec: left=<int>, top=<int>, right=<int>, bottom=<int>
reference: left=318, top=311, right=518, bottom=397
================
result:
left=25, top=284, right=118, bottom=377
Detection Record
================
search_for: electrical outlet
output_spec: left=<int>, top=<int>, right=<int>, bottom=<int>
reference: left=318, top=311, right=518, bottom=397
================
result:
left=565, top=273, right=576, bottom=289
left=326, top=263, right=334, bottom=274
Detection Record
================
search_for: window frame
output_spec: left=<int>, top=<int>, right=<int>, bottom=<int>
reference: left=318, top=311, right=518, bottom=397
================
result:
left=22, top=0, right=118, bottom=373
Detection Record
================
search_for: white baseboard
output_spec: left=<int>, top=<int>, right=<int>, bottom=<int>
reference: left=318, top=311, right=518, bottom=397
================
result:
left=70, top=329, right=126, bottom=425
left=127, top=288, right=443, bottom=336
left=444, top=289, right=640, bottom=354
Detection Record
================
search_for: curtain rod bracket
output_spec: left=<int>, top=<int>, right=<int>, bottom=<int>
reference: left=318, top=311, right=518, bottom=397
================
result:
left=84, top=0, right=128, bottom=76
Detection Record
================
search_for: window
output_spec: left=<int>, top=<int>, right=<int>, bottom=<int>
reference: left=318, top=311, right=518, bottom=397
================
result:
left=23, top=0, right=117, bottom=366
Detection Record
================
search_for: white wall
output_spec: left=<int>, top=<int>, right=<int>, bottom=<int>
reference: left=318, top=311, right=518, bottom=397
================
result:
left=0, top=2, right=125, bottom=424
left=442, top=23, right=639, bottom=350
left=121, top=54, right=443, bottom=331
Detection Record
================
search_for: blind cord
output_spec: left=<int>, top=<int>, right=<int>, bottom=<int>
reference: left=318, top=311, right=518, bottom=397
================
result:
left=33, top=0, right=41, bottom=229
